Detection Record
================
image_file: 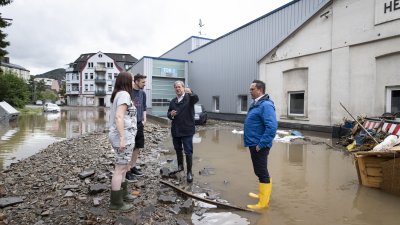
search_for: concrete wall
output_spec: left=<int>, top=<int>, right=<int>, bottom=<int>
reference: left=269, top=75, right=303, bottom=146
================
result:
left=260, top=0, right=400, bottom=126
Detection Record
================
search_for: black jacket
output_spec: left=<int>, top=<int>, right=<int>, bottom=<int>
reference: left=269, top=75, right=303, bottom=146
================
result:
left=167, top=93, right=199, bottom=137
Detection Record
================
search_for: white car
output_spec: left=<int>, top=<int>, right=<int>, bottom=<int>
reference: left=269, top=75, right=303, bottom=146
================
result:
left=43, top=103, right=60, bottom=112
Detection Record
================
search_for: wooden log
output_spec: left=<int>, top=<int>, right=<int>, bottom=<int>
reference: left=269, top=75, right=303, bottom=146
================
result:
left=159, top=180, right=259, bottom=213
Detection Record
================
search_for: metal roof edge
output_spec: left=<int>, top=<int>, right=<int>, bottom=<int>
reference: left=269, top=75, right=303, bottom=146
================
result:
left=257, top=0, right=333, bottom=63
left=189, top=0, right=301, bottom=54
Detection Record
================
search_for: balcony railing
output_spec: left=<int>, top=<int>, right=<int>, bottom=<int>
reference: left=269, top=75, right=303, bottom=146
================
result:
left=95, top=90, right=106, bottom=96
left=95, top=78, right=106, bottom=84
left=95, top=66, right=106, bottom=72
left=67, top=90, right=80, bottom=95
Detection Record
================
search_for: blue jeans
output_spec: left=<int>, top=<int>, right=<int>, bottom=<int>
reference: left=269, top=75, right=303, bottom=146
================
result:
left=173, top=135, right=193, bottom=156
left=249, top=146, right=270, bottom=183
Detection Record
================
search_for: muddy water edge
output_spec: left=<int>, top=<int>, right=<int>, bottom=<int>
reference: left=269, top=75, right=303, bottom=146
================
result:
left=176, top=121, right=400, bottom=225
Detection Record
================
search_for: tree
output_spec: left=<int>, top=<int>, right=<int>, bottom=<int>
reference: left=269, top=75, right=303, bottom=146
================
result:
left=38, top=89, right=57, bottom=102
left=0, top=70, right=30, bottom=108
left=0, top=0, right=13, bottom=60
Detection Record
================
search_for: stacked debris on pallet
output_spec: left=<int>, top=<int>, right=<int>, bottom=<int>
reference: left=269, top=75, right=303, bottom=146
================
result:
left=336, top=116, right=400, bottom=152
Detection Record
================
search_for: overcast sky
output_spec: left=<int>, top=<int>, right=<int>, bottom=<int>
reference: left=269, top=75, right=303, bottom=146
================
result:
left=2, top=0, right=292, bottom=75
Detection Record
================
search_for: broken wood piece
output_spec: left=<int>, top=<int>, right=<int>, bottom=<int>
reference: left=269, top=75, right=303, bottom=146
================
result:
left=159, top=180, right=259, bottom=213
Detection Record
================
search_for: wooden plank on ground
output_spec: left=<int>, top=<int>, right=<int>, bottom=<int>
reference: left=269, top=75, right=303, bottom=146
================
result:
left=159, top=180, right=259, bottom=213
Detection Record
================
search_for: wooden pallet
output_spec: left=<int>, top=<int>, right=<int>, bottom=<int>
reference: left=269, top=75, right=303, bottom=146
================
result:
left=354, top=152, right=397, bottom=188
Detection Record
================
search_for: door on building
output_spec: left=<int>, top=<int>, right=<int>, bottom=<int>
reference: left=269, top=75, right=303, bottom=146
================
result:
left=99, top=98, right=105, bottom=107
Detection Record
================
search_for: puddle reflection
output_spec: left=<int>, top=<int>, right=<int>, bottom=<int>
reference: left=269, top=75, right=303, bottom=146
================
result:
left=0, top=107, right=109, bottom=169
left=190, top=128, right=400, bottom=225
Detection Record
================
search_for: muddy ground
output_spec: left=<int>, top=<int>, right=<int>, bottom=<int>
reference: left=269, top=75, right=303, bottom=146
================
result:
left=0, top=120, right=333, bottom=225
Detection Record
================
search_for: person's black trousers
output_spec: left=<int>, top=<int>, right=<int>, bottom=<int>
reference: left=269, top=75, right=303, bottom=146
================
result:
left=249, top=146, right=270, bottom=183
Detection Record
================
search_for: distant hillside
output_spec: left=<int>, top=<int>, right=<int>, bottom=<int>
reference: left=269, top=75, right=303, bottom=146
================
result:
left=35, top=68, right=66, bottom=82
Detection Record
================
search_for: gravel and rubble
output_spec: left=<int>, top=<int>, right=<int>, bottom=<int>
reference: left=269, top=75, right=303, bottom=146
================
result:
left=0, top=122, right=219, bottom=225
left=0, top=119, right=334, bottom=225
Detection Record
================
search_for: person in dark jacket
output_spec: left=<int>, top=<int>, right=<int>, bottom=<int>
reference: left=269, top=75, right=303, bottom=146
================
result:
left=167, top=80, right=199, bottom=182
left=244, top=80, right=278, bottom=209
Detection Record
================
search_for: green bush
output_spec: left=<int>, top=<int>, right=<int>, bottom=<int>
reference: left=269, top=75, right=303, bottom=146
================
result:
left=0, top=71, right=30, bottom=108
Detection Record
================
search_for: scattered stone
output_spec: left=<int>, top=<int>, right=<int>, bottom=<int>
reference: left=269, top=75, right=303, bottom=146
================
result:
left=0, top=197, right=24, bottom=208
left=181, top=199, right=193, bottom=213
left=88, top=184, right=107, bottom=195
left=158, top=195, right=176, bottom=204
left=78, top=169, right=95, bottom=179
left=93, top=197, right=101, bottom=206
left=159, top=167, right=170, bottom=177
left=64, top=191, right=74, bottom=198
left=177, top=218, right=189, bottom=225
left=63, top=185, right=79, bottom=190
left=114, top=217, right=135, bottom=225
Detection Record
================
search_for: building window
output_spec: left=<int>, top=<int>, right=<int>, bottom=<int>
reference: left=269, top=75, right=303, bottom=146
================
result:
left=90, top=84, right=94, bottom=91
left=85, top=84, right=88, bottom=91
left=213, top=96, right=220, bottom=112
left=108, top=85, right=112, bottom=92
left=90, top=73, right=94, bottom=79
left=108, top=73, right=112, bottom=79
left=114, top=73, right=118, bottom=79
left=152, top=98, right=170, bottom=107
left=239, top=95, right=248, bottom=112
left=288, top=91, right=305, bottom=116
left=386, top=87, right=400, bottom=113
left=88, top=62, right=93, bottom=68
left=84, top=73, right=88, bottom=80
left=107, top=62, right=113, bottom=68
left=98, top=54, right=102, bottom=58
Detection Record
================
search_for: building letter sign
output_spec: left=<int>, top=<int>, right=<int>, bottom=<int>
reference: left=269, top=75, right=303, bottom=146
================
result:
left=376, top=0, right=400, bottom=24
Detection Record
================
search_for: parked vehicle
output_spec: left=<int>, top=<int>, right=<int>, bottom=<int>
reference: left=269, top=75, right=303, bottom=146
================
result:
left=43, top=103, right=60, bottom=112
left=35, top=100, right=43, bottom=105
left=194, top=104, right=207, bottom=125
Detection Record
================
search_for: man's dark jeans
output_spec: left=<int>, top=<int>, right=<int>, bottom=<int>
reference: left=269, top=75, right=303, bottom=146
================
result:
left=249, top=146, right=270, bottom=183
left=173, top=135, right=193, bottom=156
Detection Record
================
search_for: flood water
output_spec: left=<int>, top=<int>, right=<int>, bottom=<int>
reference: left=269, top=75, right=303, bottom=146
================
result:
left=0, top=107, right=109, bottom=170
left=1, top=108, right=400, bottom=225
left=185, top=129, right=400, bottom=225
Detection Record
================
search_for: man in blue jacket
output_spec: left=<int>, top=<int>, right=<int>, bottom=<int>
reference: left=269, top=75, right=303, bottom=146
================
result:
left=167, top=81, right=199, bottom=183
left=244, top=80, right=278, bottom=209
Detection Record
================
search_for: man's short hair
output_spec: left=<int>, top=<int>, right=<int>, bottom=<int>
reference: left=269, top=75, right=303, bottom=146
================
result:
left=134, top=73, right=147, bottom=82
left=252, top=80, right=265, bottom=94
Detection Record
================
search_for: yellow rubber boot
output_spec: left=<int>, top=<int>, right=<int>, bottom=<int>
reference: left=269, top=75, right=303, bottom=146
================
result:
left=247, top=180, right=272, bottom=209
left=248, top=178, right=272, bottom=199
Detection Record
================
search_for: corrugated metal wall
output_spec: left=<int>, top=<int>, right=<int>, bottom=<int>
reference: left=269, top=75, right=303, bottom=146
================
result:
left=160, top=38, right=192, bottom=59
left=188, top=0, right=329, bottom=113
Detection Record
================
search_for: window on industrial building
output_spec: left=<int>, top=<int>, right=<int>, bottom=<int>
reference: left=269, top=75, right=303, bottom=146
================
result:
left=152, top=98, right=170, bottom=107
left=288, top=91, right=305, bottom=116
left=386, top=87, right=400, bottom=113
left=213, top=96, right=220, bottom=112
left=239, top=95, right=248, bottom=113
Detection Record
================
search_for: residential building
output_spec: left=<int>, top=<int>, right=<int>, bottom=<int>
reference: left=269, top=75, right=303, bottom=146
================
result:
left=34, top=78, right=60, bottom=92
left=0, top=57, right=30, bottom=81
left=65, top=52, right=137, bottom=107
